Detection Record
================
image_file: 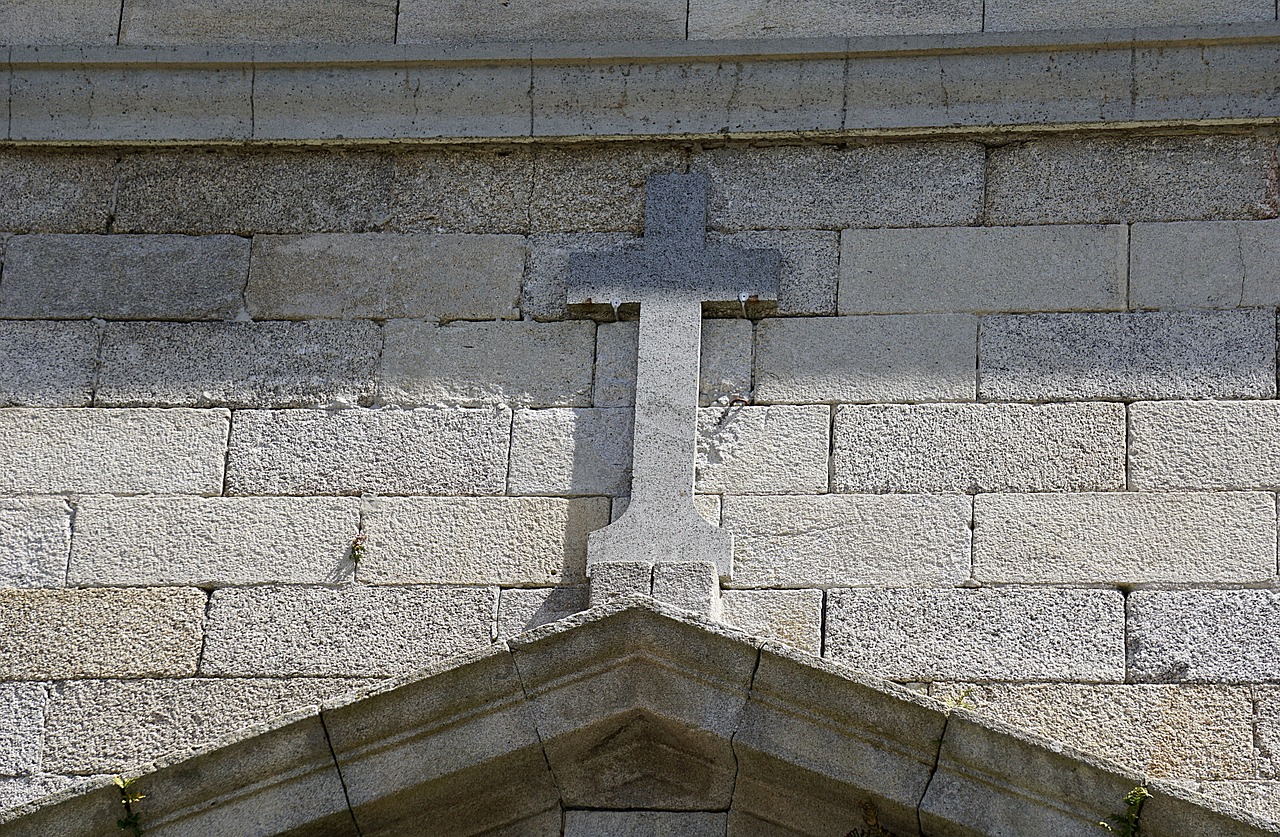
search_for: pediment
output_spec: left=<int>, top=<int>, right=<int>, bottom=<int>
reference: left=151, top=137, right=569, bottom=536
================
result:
left=0, top=598, right=1270, bottom=837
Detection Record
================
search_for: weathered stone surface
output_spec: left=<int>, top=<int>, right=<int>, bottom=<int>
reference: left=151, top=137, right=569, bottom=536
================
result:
left=390, top=146, right=533, bottom=234
left=1129, top=591, right=1280, bottom=683
left=0, top=775, right=87, bottom=813
left=588, top=561, right=652, bottom=607
left=985, top=0, right=1274, bottom=30
left=1131, top=219, right=1280, bottom=309
left=720, top=588, right=822, bottom=653
left=509, top=408, right=632, bottom=496
left=693, top=142, right=985, bottom=230
left=201, top=585, right=495, bottom=676
left=497, top=586, right=588, bottom=637
left=696, top=405, right=830, bottom=494
left=593, top=319, right=752, bottom=408
left=41, top=677, right=368, bottom=774
left=563, top=811, right=727, bottom=837
left=226, top=407, right=510, bottom=496
left=0, top=234, right=249, bottom=320
left=1199, top=783, right=1280, bottom=829
left=0, top=0, right=119, bottom=44
left=114, top=148, right=392, bottom=234
left=839, top=224, right=1126, bottom=314
left=380, top=320, right=594, bottom=407
left=612, top=494, right=720, bottom=524
left=0, top=150, right=117, bottom=233
left=833, top=402, right=1125, bottom=493
left=754, top=314, right=977, bottom=403
left=68, top=497, right=361, bottom=587
left=530, top=144, right=689, bottom=234
left=1131, top=401, right=1280, bottom=490
left=930, top=682, right=1254, bottom=780
left=120, top=0, right=397, bottom=44
left=247, top=233, right=523, bottom=321
left=0, top=321, right=97, bottom=408
left=360, top=496, right=608, bottom=585
left=827, top=588, right=1126, bottom=681
left=0, top=498, right=71, bottom=587
left=975, top=492, right=1276, bottom=584
left=1248, top=687, right=1280, bottom=778
left=711, top=229, right=839, bottom=315
left=0, top=587, right=206, bottom=679
left=980, top=310, right=1276, bottom=401
left=525, top=232, right=637, bottom=321
left=723, top=494, right=970, bottom=587
left=0, top=408, right=229, bottom=495
left=399, top=0, right=686, bottom=42
left=651, top=561, right=721, bottom=618
left=689, top=0, right=981, bottom=38
left=0, top=684, right=46, bottom=775
left=985, top=136, right=1279, bottom=224
left=97, top=321, right=380, bottom=408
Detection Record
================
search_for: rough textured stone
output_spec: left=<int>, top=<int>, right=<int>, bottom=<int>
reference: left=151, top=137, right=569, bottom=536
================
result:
left=979, top=310, right=1276, bottom=401
left=114, top=148, right=393, bottom=234
left=1131, top=219, right=1280, bottom=309
left=97, top=320, right=380, bottom=408
left=931, top=682, right=1253, bottom=780
left=1129, top=591, right=1280, bottom=683
left=833, top=402, right=1125, bottom=493
left=226, top=407, right=510, bottom=496
left=0, top=498, right=71, bottom=588
left=593, top=319, right=753, bottom=408
left=0, top=235, right=249, bottom=320
left=399, top=0, right=686, bottom=42
left=509, top=408, right=633, bottom=496
left=120, top=0, right=397, bottom=44
left=525, top=232, right=637, bottom=321
left=247, top=233, right=523, bottom=321
left=1131, top=401, right=1280, bottom=491
left=41, top=678, right=368, bottom=774
left=0, top=588, right=206, bottom=679
left=1199, top=783, right=1280, bottom=829
left=530, top=144, right=689, bottom=234
left=201, top=585, right=495, bottom=676
left=651, top=561, right=722, bottom=617
left=0, top=408, right=229, bottom=495
left=692, top=143, right=985, bottom=230
left=0, top=321, right=97, bottom=407
left=689, top=0, right=981, bottom=38
left=985, top=136, right=1279, bottom=224
left=611, top=493, right=720, bottom=525
left=0, top=684, right=46, bottom=775
left=754, top=314, right=977, bottom=403
left=839, top=224, right=1127, bottom=314
left=711, top=230, right=839, bottom=315
left=390, top=146, right=533, bottom=234
left=696, top=405, right=831, bottom=494
left=380, top=320, right=594, bottom=408
left=588, top=560, right=653, bottom=607
left=359, top=496, right=608, bottom=585
left=720, top=588, right=822, bottom=653
left=0, top=0, right=119, bottom=44
left=67, top=497, right=361, bottom=587
left=826, top=588, right=1125, bottom=681
left=1251, top=687, right=1280, bottom=778
left=724, top=494, right=971, bottom=588
left=496, top=586, right=588, bottom=637
left=985, top=0, right=1274, bottom=30
left=563, top=811, right=727, bottom=836
left=0, top=150, right=116, bottom=233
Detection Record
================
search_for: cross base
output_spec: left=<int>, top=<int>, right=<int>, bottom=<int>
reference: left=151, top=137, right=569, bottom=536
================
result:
left=589, top=560, right=722, bottom=620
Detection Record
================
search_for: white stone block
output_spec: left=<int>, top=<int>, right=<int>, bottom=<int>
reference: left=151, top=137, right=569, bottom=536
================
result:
left=508, top=408, right=633, bottom=496
left=1131, top=401, right=1280, bottom=490
left=0, top=684, right=46, bottom=775
left=720, top=588, right=822, bottom=653
left=689, top=0, right=981, bottom=38
left=985, top=0, right=1273, bottom=30
left=496, top=586, right=588, bottom=637
left=1129, top=591, right=1280, bottom=683
left=696, top=405, right=831, bottom=494
left=0, top=498, right=71, bottom=588
left=1131, top=219, right=1280, bottom=309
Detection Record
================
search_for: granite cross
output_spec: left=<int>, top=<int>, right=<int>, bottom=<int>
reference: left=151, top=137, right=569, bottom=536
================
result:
left=567, top=172, right=781, bottom=579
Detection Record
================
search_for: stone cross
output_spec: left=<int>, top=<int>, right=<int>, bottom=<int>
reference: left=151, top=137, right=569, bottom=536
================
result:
left=567, top=173, right=781, bottom=582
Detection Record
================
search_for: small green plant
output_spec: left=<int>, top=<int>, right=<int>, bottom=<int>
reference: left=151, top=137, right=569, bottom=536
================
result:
left=1099, top=786, right=1150, bottom=837
left=350, top=533, right=367, bottom=564
left=113, top=776, right=144, bottom=835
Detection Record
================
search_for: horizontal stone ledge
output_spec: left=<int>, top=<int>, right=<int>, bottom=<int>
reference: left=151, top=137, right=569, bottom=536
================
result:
left=2, top=23, right=1279, bottom=143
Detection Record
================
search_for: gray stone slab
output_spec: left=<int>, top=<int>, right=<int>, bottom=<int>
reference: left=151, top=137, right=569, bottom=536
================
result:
left=723, top=494, right=971, bottom=588
left=826, top=588, right=1126, bottom=681
left=564, top=810, right=727, bottom=837
left=531, top=143, right=689, bottom=234
left=833, top=402, right=1125, bottom=493
left=201, top=584, right=495, bottom=676
left=398, top=0, right=686, bottom=42
left=1131, top=401, right=1280, bottom=490
left=359, top=496, right=609, bottom=585
left=0, top=408, right=229, bottom=495
left=985, top=136, right=1279, bottom=224
left=67, top=496, right=361, bottom=587
left=0, top=150, right=116, bottom=233
left=247, top=233, right=523, bottom=321
left=1253, top=687, right=1280, bottom=778
left=1134, top=42, right=1280, bottom=124
left=226, top=407, right=510, bottom=496
left=113, top=148, right=393, bottom=234
left=1129, top=591, right=1280, bottom=683
left=1131, top=219, right=1280, bottom=309
left=1199, top=783, right=1280, bottom=829
left=588, top=560, right=653, bottom=607
left=692, top=142, right=985, bottom=230
left=985, top=0, right=1274, bottom=30
left=710, top=230, right=839, bottom=316
left=119, top=0, right=397, bottom=44
left=651, top=560, right=722, bottom=617
left=497, top=586, right=588, bottom=637
left=755, top=314, right=977, bottom=403
left=980, top=309, right=1276, bottom=401
left=689, top=0, right=981, bottom=38
left=379, top=320, right=594, bottom=408
left=0, top=587, right=206, bottom=679
left=594, top=319, right=753, bottom=408
left=696, top=405, right=830, bottom=494
left=97, top=320, right=380, bottom=408
left=0, top=684, right=46, bottom=775
left=839, top=224, right=1127, bottom=314
left=0, top=0, right=119, bottom=44
left=0, top=498, right=71, bottom=588
left=525, top=233, right=639, bottom=321
left=0, top=775, right=87, bottom=814
left=389, top=146, right=533, bottom=235
left=0, top=234, right=249, bottom=320
left=974, top=492, right=1277, bottom=585
left=720, top=588, right=822, bottom=653
left=509, top=407, right=633, bottom=496
left=0, top=321, right=97, bottom=407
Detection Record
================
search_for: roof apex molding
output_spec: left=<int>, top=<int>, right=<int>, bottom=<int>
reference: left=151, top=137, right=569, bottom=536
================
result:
left=0, top=597, right=1270, bottom=837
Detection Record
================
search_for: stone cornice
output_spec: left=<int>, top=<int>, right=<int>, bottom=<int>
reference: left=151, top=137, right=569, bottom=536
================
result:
left=2, top=23, right=1279, bottom=144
